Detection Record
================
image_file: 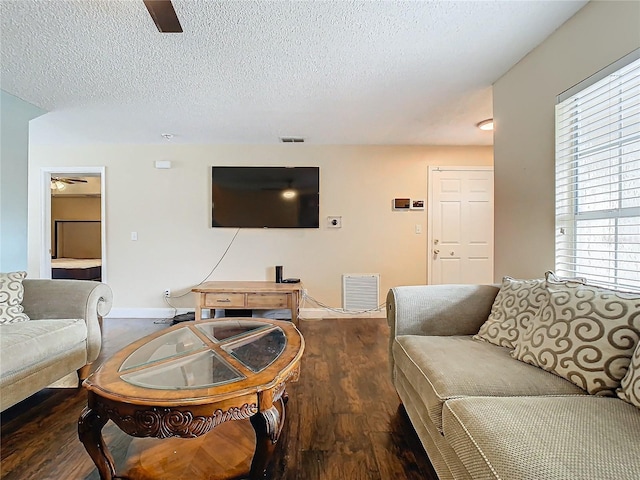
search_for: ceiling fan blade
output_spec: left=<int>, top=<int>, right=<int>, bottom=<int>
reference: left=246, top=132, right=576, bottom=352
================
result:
left=53, top=177, right=88, bottom=184
left=143, top=0, right=183, bottom=33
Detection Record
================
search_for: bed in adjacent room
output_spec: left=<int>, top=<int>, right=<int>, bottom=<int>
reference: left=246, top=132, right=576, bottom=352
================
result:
left=51, top=258, right=102, bottom=281
left=52, top=219, right=102, bottom=281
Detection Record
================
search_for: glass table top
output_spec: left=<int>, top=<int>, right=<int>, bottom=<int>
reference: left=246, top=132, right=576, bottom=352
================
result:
left=223, top=327, right=286, bottom=373
left=195, top=320, right=269, bottom=342
left=119, top=328, right=206, bottom=371
left=118, top=320, right=287, bottom=390
left=121, top=351, right=243, bottom=389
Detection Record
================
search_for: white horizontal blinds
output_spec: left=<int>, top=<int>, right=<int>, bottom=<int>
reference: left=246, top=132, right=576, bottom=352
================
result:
left=555, top=56, right=640, bottom=291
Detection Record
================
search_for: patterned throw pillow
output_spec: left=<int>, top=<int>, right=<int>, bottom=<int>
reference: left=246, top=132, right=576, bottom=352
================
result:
left=474, top=276, right=547, bottom=349
left=617, top=341, right=640, bottom=408
left=0, top=271, right=30, bottom=324
left=512, top=273, right=640, bottom=395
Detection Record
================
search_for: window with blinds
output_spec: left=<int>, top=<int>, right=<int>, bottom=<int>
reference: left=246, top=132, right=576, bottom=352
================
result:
left=555, top=53, right=640, bottom=291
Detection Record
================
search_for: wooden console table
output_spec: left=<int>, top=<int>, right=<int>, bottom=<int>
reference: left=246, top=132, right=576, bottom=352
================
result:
left=192, top=281, right=302, bottom=325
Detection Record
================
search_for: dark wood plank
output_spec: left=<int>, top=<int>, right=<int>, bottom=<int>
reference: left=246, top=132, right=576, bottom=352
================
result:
left=0, top=317, right=438, bottom=480
left=266, top=318, right=438, bottom=480
left=121, top=420, right=255, bottom=479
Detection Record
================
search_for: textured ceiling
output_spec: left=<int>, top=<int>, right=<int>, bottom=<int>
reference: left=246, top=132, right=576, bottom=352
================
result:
left=0, top=0, right=587, bottom=145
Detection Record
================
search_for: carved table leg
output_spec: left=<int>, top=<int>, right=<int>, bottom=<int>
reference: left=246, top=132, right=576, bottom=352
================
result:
left=249, top=397, right=286, bottom=479
left=78, top=363, right=93, bottom=381
left=78, top=406, right=116, bottom=480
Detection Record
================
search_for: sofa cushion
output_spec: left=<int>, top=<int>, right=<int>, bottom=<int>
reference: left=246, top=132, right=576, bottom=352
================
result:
left=393, top=335, right=586, bottom=432
left=513, top=275, right=640, bottom=395
left=474, top=276, right=546, bottom=348
left=442, top=396, right=640, bottom=480
left=0, top=318, right=87, bottom=380
left=0, top=271, right=30, bottom=324
left=394, top=367, right=473, bottom=480
left=618, top=340, right=640, bottom=408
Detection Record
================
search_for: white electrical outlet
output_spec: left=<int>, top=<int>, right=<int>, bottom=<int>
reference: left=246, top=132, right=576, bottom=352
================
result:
left=164, top=289, right=170, bottom=298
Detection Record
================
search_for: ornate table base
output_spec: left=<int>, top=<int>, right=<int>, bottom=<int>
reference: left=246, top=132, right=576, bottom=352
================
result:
left=78, top=318, right=303, bottom=480
left=78, top=393, right=288, bottom=480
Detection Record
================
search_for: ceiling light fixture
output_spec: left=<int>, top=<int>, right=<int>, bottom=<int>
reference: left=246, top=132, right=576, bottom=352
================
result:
left=477, top=119, right=494, bottom=131
left=50, top=180, right=66, bottom=191
left=282, top=189, right=297, bottom=199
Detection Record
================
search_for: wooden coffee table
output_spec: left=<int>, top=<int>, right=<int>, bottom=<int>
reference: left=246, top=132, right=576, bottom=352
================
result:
left=78, top=318, right=304, bottom=480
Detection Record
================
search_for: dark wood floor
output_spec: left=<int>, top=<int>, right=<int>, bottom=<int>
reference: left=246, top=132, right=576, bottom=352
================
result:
left=0, top=318, right=438, bottom=480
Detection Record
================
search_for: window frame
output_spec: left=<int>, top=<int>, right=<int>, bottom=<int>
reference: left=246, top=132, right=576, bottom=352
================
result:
left=555, top=49, right=640, bottom=291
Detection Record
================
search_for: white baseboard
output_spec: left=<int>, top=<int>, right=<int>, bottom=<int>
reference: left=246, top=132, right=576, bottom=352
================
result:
left=299, top=308, right=386, bottom=319
left=106, top=308, right=195, bottom=319
left=106, top=307, right=386, bottom=320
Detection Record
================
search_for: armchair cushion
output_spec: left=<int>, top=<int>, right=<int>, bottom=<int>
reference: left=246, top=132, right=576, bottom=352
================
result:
left=0, top=271, right=30, bottom=324
left=0, top=318, right=86, bottom=383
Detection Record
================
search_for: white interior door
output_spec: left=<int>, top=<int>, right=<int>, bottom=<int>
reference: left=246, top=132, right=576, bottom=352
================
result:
left=428, top=167, right=494, bottom=284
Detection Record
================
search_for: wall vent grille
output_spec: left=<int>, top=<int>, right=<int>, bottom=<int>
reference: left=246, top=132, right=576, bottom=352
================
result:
left=280, top=137, right=305, bottom=143
left=342, top=274, right=380, bottom=311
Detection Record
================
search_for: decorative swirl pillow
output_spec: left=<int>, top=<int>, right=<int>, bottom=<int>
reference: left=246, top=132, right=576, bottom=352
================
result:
left=474, top=276, right=547, bottom=349
left=0, top=271, right=30, bottom=324
left=617, top=341, right=640, bottom=408
left=512, top=273, right=640, bottom=395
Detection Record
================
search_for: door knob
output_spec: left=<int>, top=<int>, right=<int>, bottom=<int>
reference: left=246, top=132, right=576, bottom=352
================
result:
left=434, top=249, right=440, bottom=254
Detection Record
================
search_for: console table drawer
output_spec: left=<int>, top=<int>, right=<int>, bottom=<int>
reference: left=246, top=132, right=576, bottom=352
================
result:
left=193, top=282, right=302, bottom=325
left=203, top=293, right=246, bottom=307
left=247, top=293, right=290, bottom=309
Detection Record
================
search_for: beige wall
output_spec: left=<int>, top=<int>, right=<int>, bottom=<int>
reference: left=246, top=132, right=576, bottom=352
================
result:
left=51, top=196, right=101, bottom=258
left=28, top=144, right=491, bottom=312
left=493, top=0, right=640, bottom=279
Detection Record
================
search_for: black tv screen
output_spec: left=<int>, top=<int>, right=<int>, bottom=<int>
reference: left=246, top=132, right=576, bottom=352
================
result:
left=211, top=166, right=319, bottom=228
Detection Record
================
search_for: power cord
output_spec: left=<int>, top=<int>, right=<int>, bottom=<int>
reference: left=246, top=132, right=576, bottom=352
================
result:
left=159, top=228, right=241, bottom=321
left=159, top=231, right=385, bottom=323
left=297, top=282, right=386, bottom=321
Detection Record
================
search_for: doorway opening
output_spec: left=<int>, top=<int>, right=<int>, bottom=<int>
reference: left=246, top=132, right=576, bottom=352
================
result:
left=40, top=167, right=106, bottom=283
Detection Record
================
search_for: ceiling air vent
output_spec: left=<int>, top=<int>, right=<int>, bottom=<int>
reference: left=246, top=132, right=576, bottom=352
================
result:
left=280, top=137, right=305, bottom=143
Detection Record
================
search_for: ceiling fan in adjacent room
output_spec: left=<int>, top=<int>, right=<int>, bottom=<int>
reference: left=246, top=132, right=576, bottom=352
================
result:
left=50, top=177, right=88, bottom=191
left=143, top=0, right=183, bottom=33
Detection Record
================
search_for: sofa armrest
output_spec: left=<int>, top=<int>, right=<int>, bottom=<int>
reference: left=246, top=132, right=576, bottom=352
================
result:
left=387, top=284, right=499, bottom=338
left=386, top=284, right=499, bottom=381
left=21, top=279, right=113, bottom=363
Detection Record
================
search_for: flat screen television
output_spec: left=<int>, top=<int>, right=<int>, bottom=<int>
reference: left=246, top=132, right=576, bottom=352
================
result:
left=211, top=166, right=319, bottom=228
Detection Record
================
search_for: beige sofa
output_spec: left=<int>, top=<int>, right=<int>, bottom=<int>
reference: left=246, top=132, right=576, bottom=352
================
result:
left=0, top=279, right=113, bottom=411
left=387, top=283, right=640, bottom=480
